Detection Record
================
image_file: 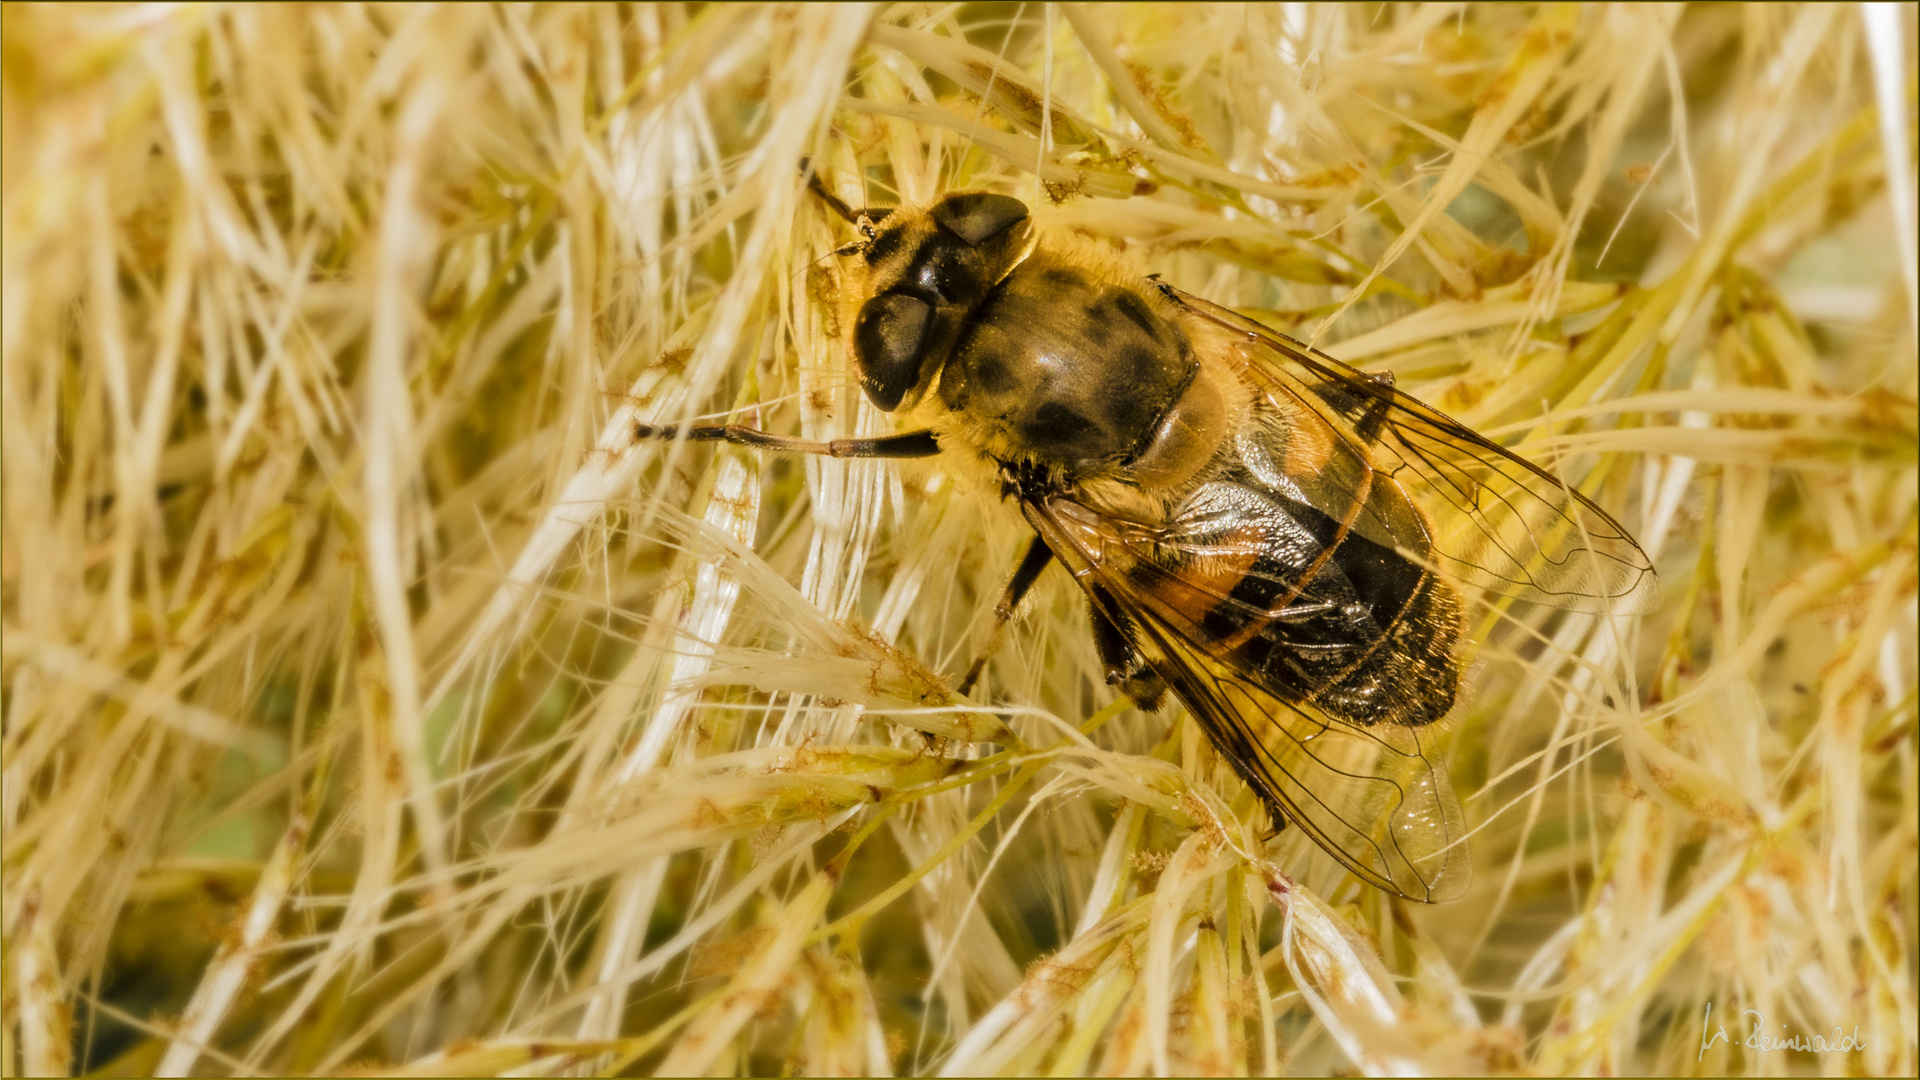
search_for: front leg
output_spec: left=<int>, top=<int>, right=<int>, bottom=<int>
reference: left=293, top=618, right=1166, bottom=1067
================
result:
left=633, top=421, right=940, bottom=459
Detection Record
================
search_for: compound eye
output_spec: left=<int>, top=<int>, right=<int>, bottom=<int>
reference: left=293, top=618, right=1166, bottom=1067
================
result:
left=853, top=291, right=934, bottom=411
left=930, top=192, right=1030, bottom=247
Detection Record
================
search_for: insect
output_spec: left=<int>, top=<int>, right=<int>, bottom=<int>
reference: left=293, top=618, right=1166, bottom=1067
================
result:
left=636, top=181, right=1659, bottom=902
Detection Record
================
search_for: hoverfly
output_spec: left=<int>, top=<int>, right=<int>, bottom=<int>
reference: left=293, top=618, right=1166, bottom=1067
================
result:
left=636, top=182, right=1659, bottom=902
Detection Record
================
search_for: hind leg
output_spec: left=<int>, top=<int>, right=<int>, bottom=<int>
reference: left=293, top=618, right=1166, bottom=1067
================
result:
left=957, top=537, right=1056, bottom=696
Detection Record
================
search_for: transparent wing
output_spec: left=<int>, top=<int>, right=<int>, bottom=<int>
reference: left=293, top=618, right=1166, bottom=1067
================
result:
left=1042, top=479, right=1462, bottom=730
left=1160, top=283, right=1660, bottom=614
left=1154, top=626, right=1469, bottom=902
left=1026, top=499, right=1470, bottom=903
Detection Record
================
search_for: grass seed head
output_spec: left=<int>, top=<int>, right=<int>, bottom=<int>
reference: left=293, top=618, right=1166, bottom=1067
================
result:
left=4, top=3, right=1915, bottom=1076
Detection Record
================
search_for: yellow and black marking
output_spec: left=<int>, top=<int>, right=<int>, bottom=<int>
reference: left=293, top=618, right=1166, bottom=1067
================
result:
left=663, top=185, right=1657, bottom=904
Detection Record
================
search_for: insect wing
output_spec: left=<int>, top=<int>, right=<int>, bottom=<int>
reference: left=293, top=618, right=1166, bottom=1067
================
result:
left=1162, top=285, right=1659, bottom=614
left=1161, top=628, right=1469, bottom=901
left=1026, top=498, right=1471, bottom=903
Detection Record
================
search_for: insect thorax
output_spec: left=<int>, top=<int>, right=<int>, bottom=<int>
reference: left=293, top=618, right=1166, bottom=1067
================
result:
left=934, top=245, right=1200, bottom=481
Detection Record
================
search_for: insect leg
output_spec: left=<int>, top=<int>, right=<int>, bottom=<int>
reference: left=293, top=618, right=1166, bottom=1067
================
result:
left=957, top=537, right=1056, bottom=696
left=633, top=422, right=940, bottom=459
left=1088, top=584, right=1168, bottom=710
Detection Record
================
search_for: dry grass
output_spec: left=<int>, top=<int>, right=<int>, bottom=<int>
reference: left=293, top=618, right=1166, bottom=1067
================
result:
left=3, top=3, right=1915, bottom=1076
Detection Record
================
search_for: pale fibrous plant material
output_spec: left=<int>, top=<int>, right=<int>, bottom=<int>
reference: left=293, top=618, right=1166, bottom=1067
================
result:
left=1, top=3, right=1915, bottom=1077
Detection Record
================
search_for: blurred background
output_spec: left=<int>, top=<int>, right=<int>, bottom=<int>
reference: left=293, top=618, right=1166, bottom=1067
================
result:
left=2, top=3, right=1914, bottom=1075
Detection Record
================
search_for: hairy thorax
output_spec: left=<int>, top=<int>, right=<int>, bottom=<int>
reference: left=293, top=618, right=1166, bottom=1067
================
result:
left=928, top=237, right=1238, bottom=505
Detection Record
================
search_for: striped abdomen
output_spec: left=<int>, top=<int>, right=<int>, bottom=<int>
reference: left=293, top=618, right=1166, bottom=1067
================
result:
left=1099, top=473, right=1464, bottom=728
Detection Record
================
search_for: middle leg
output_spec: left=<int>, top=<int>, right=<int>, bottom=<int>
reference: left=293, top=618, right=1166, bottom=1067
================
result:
left=957, top=536, right=1056, bottom=696
left=1088, top=583, right=1168, bottom=709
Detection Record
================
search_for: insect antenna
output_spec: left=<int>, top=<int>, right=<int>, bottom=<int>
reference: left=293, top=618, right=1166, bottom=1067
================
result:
left=802, top=159, right=862, bottom=225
